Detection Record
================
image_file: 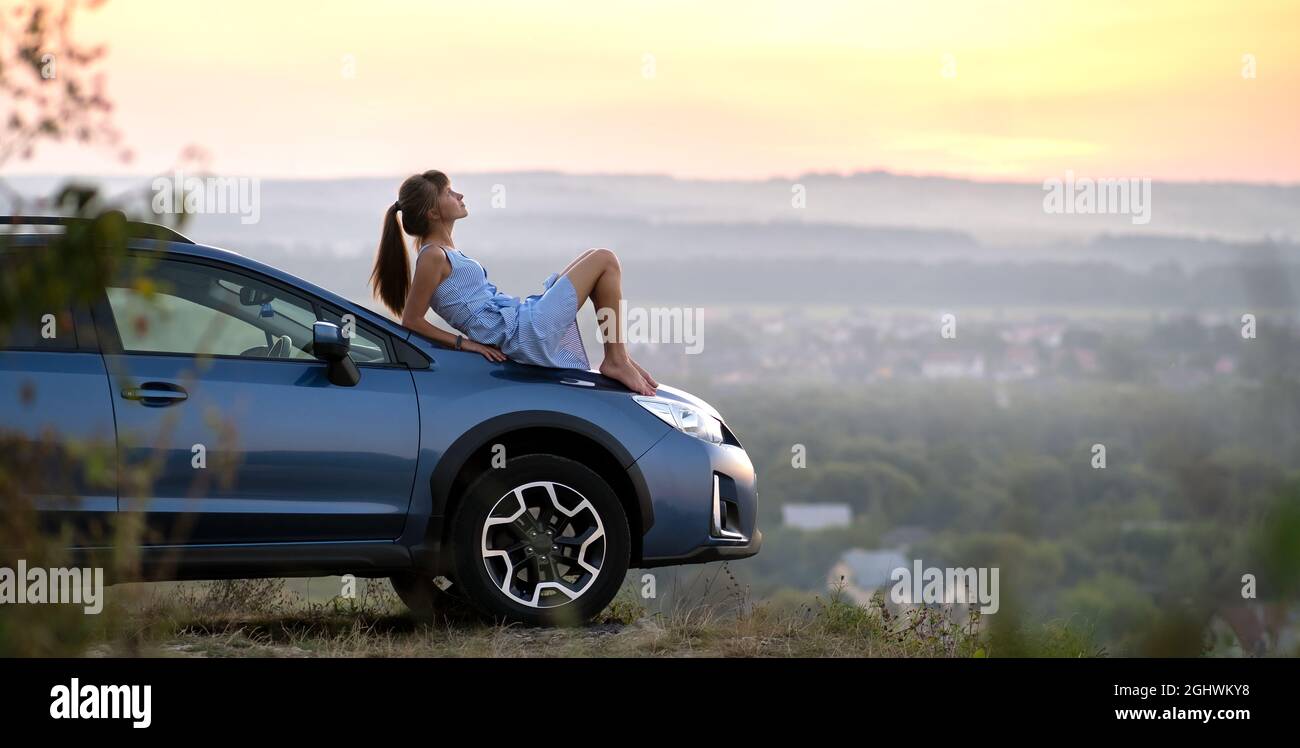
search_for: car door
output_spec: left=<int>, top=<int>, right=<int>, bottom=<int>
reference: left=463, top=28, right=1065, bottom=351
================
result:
left=95, top=253, right=419, bottom=546
left=0, top=274, right=117, bottom=545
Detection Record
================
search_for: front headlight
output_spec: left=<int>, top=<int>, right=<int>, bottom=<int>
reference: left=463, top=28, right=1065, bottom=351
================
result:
left=633, top=395, right=725, bottom=445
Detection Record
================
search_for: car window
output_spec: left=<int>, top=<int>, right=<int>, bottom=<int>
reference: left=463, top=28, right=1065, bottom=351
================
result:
left=105, top=259, right=320, bottom=360
left=320, top=308, right=394, bottom=364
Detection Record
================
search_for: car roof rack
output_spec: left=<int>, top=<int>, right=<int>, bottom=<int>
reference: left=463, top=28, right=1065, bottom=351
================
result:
left=0, top=215, right=195, bottom=244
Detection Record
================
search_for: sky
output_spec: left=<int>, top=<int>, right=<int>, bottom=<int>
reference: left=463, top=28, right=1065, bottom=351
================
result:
left=9, top=0, right=1300, bottom=183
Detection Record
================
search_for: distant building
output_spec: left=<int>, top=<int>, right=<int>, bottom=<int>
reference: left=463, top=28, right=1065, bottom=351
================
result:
left=837, top=548, right=910, bottom=589
left=782, top=502, right=852, bottom=530
left=829, top=548, right=910, bottom=605
left=921, top=351, right=986, bottom=380
left=996, top=344, right=1040, bottom=380
left=830, top=547, right=989, bottom=626
left=1214, top=355, right=1237, bottom=375
left=1001, top=322, right=1065, bottom=348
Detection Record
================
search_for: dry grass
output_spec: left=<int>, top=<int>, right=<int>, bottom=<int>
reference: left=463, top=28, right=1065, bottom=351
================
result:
left=82, top=575, right=1005, bottom=658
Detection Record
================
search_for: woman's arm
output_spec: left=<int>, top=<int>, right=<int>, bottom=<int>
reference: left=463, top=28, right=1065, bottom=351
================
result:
left=400, top=250, right=455, bottom=345
left=401, top=249, right=506, bottom=361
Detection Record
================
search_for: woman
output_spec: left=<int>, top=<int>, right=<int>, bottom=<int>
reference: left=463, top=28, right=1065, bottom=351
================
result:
left=371, top=170, right=657, bottom=396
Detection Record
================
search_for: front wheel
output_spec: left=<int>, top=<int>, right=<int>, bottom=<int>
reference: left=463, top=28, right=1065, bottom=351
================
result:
left=450, top=454, right=630, bottom=626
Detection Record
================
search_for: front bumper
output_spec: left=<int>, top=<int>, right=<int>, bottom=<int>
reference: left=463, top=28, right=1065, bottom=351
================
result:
left=637, top=529, right=763, bottom=567
left=629, top=428, right=761, bottom=568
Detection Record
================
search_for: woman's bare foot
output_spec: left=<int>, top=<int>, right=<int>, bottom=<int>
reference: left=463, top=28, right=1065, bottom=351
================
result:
left=600, top=357, right=654, bottom=396
left=630, top=358, right=658, bottom=389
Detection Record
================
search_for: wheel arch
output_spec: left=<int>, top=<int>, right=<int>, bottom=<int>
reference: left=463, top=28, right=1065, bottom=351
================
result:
left=427, top=412, right=655, bottom=567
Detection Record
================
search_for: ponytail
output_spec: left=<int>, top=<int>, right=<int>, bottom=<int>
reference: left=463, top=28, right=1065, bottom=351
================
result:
left=371, top=170, right=448, bottom=317
left=370, top=202, right=410, bottom=316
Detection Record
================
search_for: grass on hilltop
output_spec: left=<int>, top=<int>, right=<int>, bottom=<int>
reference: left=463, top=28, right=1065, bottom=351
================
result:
left=78, top=574, right=1098, bottom=658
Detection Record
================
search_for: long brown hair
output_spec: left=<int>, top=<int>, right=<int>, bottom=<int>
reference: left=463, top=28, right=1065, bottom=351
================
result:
left=371, top=170, right=449, bottom=316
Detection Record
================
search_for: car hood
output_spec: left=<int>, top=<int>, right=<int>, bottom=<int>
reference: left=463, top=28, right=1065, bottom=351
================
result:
left=499, top=365, right=725, bottom=423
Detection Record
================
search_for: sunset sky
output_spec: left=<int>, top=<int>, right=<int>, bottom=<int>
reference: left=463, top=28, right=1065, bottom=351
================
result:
left=11, top=0, right=1300, bottom=182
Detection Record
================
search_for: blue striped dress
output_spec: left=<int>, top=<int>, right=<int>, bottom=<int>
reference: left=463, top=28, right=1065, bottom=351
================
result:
left=420, top=244, right=590, bottom=370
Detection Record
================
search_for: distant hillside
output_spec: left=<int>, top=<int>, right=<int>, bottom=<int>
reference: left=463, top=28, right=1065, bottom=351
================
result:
left=5, top=171, right=1298, bottom=254
left=5, top=172, right=1297, bottom=312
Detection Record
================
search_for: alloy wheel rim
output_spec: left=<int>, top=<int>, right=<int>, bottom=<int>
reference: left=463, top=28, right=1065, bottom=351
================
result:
left=480, top=480, right=606, bottom=608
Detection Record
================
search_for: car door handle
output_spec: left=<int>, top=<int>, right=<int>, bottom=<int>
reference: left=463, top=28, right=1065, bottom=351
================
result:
left=121, top=382, right=189, bottom=406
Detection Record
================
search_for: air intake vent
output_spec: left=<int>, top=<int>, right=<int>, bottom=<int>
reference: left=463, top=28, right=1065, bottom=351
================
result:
left=711, top=473, right=745, bottom=540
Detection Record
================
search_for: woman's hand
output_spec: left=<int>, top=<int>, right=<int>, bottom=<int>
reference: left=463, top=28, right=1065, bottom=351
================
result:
left=463, top=339, right=507, bottom=362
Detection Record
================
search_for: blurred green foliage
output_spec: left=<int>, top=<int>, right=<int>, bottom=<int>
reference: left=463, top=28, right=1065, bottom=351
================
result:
left=707, top=379, right=1300, bottom=655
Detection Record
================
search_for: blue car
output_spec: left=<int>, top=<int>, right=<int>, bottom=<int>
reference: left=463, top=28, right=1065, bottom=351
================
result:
left=0, top=217, right=760, bottom=625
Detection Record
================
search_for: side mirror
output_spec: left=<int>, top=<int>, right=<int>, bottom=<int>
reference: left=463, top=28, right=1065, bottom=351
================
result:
left=312, top=321, right=360, bottom=386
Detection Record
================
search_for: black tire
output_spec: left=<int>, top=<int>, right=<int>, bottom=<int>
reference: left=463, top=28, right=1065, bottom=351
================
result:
left=389, top=573, right=481, bottom=622
left=449, top=454, right=630, bottom=626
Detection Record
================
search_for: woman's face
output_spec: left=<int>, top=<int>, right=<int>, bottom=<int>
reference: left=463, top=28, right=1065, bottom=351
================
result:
left=434, top=184, right=468, bottom=222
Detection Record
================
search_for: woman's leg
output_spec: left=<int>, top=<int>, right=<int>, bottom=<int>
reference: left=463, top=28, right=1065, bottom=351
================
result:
left=563, top=248, right=656, bottom=395
left=562, top=248, right=657, bottom=389
left=564, top=249, right=658, bottom=388
left=566, top=250, right=658, bottom=387
left=558, top=247, right=599, bottom=277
